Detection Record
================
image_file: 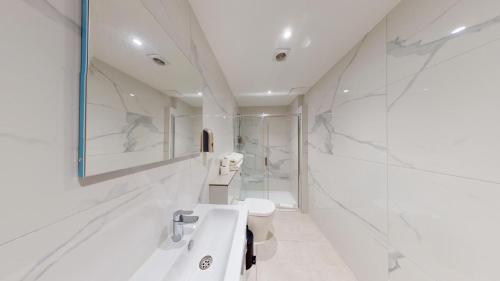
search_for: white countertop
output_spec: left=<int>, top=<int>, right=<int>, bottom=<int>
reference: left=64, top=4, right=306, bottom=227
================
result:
left=208, top=170, right=238, bottom=186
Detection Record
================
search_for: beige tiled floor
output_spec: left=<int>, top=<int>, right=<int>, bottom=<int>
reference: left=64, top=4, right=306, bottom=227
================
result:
left=246, top=211, right=358, bottom=281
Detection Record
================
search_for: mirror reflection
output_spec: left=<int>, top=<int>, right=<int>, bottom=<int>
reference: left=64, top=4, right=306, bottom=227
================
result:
left=82, top=0, right=204, bottom=176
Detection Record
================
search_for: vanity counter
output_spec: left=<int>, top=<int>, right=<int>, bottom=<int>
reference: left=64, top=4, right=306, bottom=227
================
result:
left=208, top=170, right=238, bottom=186
left=208, top=168, right=241, bottom=204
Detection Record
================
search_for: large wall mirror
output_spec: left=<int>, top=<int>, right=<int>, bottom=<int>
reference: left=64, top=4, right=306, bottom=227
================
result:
left=79, top=0, right=204, bottom=179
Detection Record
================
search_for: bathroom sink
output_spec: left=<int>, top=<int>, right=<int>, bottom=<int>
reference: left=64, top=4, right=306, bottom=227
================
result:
left=130, top=204, right=248, bottom=281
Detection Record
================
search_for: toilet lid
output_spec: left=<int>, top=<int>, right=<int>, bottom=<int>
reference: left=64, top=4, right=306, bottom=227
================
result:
left=244, top=198, right=276, bottom=217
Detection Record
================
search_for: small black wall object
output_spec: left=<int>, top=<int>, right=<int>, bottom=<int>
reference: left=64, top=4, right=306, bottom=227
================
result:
left=246, top=226, right=256, bottom=270
left=200, top=129, right=214, bottom=152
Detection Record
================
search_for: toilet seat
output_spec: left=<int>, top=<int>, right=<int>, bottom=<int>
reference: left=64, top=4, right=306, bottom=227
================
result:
left=243, top=198, right=275, bottom=217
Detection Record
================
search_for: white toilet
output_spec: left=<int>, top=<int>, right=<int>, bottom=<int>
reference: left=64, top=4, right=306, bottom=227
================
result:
left=242, top=198, right=276, bottom=242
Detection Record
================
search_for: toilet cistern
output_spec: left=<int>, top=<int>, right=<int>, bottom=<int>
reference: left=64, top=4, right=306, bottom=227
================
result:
left=172, top=210, right=199, bottom=242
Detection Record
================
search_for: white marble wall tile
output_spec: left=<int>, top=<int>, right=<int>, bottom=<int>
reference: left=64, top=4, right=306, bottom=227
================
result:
left=88, top=59, right=170, bottom=118
left=335, top=21, right=387, bottom=100
left=387, top=0, right=500, bottom=91
left=388, top=252, right=435, bottom=281
left=308, top=1, right=500, bottom=280
left=307, top=17, right=388, bottom=281
left=388, top=166, right=500, bottom=281
left=86, top=58, right=169, bottom=175
left=309, top=21, right=387, bottom=164
left=387, top=38, right=500, bottom=182
left=141, top=0, right=193, bottom=63
left=309, top=154, right=387, bottom=234
left=0, top=161, right=190, bottom=281
left=309, top=190, right=388, bottom=281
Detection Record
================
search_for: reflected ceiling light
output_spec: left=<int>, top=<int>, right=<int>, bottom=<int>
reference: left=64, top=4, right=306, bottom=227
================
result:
left=197, top=92, right=203, bottom=96
left=283, top=28, right=292, bottom=39
left=129, top=93, right=136, bottom=97
left=451, top=26, right=466, bottom=34
left=343, top=89, right=350, bottom=93
left=132, top=37, right=143, bottom=46
left=267, top=90, right=272, bottom=94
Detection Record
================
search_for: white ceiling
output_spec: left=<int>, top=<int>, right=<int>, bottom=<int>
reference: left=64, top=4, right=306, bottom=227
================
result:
left=189, top=0, right=400, bottom=107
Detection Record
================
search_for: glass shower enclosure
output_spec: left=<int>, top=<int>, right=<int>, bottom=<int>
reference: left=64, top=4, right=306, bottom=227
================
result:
left=234, top=114, right=300, bottom=209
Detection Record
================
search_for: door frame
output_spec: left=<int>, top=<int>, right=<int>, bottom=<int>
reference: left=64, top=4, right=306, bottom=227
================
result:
left=236, top=113, right=302, bottom=209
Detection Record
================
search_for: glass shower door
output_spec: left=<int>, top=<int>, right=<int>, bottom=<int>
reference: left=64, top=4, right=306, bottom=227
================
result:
left=235, top=114, right=299, bottom=209
left=236, top=116, right=268, bottom=200
left=266, top=116, right=299, bottom=208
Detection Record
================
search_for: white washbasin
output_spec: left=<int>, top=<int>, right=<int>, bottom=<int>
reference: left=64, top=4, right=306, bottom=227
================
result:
left=130, top=204, right=248, bottom=281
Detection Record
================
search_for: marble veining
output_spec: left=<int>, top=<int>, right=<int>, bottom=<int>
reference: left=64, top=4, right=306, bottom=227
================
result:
left=388, top=251, right=404, bottom=273
left=307, top=1, right=500, bottom=280
left=21, top=0, right=80, bottom=34
left=314, top=35, right=368, bottom=115
left=310, top=111, right=386, bottom=156
left=0, top=133, right=51, bottom=147
left=89, top=61, right=155, bottom=116
left=237, top=114, right=297, bottom=200
left=84, top=57, right=173, bottom=174
left=19, top=187, right=151, bottom=281
left=308, top=166, right=386, bottom=237
left=387, top=14, right=500, bottom=110
left=87, top=112, right=163, bottom=154
left=0, top=0, right=236, bottom=280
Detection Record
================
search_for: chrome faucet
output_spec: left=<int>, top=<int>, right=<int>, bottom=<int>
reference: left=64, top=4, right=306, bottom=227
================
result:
left=172, top=210, right=199, bottom=242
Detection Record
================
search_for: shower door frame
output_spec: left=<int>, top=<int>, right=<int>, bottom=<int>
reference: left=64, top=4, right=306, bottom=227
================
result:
left=236, top=113, right=302, bottom=209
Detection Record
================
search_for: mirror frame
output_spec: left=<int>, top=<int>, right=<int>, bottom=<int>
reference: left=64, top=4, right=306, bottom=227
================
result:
left=78, top=0, right=201, bottom=183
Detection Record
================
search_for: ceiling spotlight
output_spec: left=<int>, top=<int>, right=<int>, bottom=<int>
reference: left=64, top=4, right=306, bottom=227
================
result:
left=197, top=92, right=203, bottom=96
left=283, top=28, right=292, bottom=39
left=129, top=93, right=136, bottom=97
left=343, top=89, right=350, bottom=93
left=132, top=37, right=143, bottom=47
left=267, top=90, right=272, bottom=94
left=451, top=26, right=466, bottom=35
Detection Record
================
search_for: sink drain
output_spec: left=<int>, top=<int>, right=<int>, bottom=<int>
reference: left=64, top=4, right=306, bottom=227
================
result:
left=199, top=255, right=213, bottom=270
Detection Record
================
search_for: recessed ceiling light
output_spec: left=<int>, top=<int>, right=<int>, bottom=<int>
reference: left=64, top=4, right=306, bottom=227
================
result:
left=343, top=89, right=350, bottom=93
left=267, top=90, right=272, bottom=94
left=283, top=28, right=292, bottom=39
left=129, top=93, right=136, bottom=97
left=197, top=92, right=203, bottom=96
left=451, top=26, right=466, bottom=34
left=132, top=37, right=143, bottom=46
